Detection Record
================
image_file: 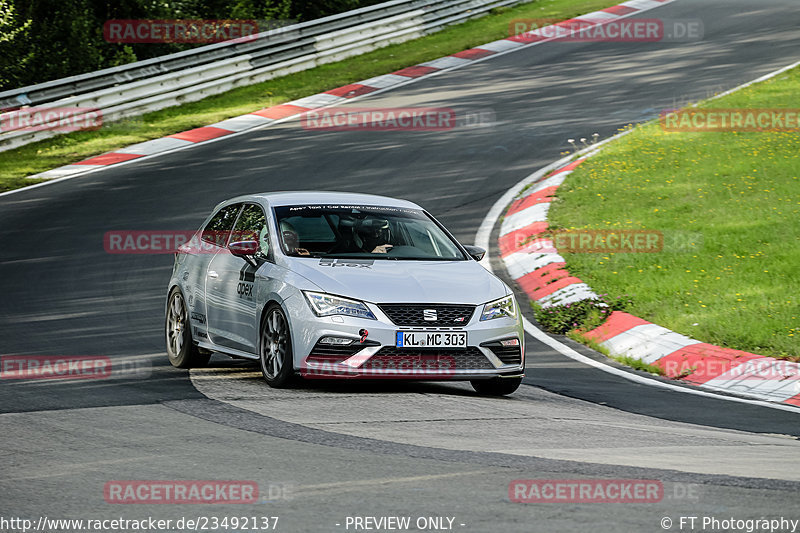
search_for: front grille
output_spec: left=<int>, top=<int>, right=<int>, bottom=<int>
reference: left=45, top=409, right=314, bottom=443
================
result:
left=368, top=347, right=493, bottom=370
left=378, top=304, right=476, bottom=326
left=486, top=345, right=522, bottom=366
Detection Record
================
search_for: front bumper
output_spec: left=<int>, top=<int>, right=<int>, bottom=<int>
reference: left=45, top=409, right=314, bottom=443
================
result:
left=283, top=296, right=525, bottom=380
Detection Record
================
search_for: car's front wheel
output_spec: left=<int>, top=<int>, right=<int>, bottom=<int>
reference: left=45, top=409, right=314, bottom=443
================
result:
left=166, top=288, right=210, bottom=368
left=471, top=377, right=522, bottom=396
left=260, top=304, right=295, bottom=388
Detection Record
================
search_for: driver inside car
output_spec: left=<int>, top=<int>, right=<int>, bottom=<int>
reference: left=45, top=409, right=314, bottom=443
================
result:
left=355, top=218, right=393, bottom=254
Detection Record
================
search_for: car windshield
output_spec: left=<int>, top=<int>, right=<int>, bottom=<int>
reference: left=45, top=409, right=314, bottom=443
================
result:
left=273, top=204, right=467, bottom=261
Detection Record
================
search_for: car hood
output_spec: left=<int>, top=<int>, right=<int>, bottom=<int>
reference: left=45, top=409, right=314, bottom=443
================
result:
left=285, top=257, right=508, bottom=304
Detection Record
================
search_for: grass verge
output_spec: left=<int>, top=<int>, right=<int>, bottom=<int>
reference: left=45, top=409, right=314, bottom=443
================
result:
left=608, top=354, right=665, bottom=376
left=548, top=65, right=800, bottom=360
left=0, top=0, right=620, bottom=193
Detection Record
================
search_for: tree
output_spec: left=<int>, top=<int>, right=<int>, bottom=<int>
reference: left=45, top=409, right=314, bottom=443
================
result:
left=0, top=0, right=33, bottom=91
left=0, top=0, right=388, bottom=90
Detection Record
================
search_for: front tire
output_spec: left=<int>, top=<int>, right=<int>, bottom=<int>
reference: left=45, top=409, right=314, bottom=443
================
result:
left=471, top=377, right=522, bottom=396
left=259, top=304, right=295, bottom=388
left=166, top=288, right=210, bottom=368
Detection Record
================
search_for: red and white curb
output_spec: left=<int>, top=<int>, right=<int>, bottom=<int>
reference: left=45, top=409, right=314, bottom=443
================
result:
left=495, top=145, right=800, bottom=409
left=586, top=311, right=800, bottom=405
left=499, top=158, right=598, bottom=307
left=22, top=0, right=676, bottom=185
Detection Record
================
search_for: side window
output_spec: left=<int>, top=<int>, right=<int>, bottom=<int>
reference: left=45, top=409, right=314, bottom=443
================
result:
left=201, top=204, right=241, bottom=247
left=232, top=204, right=269, bottom=257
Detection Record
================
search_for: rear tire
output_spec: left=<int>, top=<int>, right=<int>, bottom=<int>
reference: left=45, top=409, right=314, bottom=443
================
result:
left=259, top=304, right=295, bottom=388
left=471, top=377, right=522, bottom=396
left=166, top=288, right=210, bottom=369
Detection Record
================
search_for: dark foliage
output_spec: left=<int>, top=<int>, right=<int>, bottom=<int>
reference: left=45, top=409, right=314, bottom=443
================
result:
left=1, top=0, right=386, bottom=90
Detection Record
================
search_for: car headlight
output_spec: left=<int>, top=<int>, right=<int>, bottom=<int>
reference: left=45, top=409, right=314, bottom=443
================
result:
left=303, top=291, right=376, bottom=320
left=480, top=294, right=517, bottom=321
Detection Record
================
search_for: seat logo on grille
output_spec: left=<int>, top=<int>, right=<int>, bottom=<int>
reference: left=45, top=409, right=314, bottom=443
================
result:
left=423, top=309, right=438, bottom=321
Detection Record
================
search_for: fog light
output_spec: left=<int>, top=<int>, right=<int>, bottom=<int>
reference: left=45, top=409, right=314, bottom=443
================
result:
left=319, top=336, right=354, bottom=346
left=500, top=339, right=520, bottom=347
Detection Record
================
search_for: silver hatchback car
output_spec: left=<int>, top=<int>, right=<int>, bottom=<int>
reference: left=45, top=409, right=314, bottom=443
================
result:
left=166, top=192, right=525, bottom=395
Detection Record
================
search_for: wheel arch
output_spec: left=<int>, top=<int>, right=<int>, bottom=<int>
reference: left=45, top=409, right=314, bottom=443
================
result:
left=257, top=293, right=289, bottom=331
left=165, top=282, right=186, bottom=316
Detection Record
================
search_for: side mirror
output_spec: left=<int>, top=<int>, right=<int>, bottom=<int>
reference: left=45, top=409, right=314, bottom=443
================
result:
left=463, top=245, right=486, bottom=262
left=229, top=240, right=260, bottom=266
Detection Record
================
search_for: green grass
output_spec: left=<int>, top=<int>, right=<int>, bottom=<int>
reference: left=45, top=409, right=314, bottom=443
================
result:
left=567, top=330, right=610, bottom=356
left=548, top=66, right=800, bottom=360
left=609, top=354, right=665, bottom=376
left=0, top=0, right=619, bottom=193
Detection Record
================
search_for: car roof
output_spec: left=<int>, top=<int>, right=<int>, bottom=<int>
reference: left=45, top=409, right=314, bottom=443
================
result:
left=222, top=191, right=423, bottom=210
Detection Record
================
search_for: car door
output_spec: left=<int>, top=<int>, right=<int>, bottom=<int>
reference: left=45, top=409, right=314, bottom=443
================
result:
left=185, top=203, right=241, bottom=343
left=205, top=203, right=272, bottom=353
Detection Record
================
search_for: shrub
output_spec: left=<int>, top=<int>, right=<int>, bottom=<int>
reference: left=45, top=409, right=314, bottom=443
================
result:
left=532, top=293, right=633, bottom=335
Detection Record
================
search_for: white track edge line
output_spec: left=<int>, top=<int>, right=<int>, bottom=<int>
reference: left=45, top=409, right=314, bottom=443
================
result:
left=520, top=314, right=800, bottom=414
left=707, top=59, right=800, bottom=102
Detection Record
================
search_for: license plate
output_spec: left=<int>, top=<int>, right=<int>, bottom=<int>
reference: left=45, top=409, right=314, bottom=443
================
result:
left=395, top=331, right=467, bottom=349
